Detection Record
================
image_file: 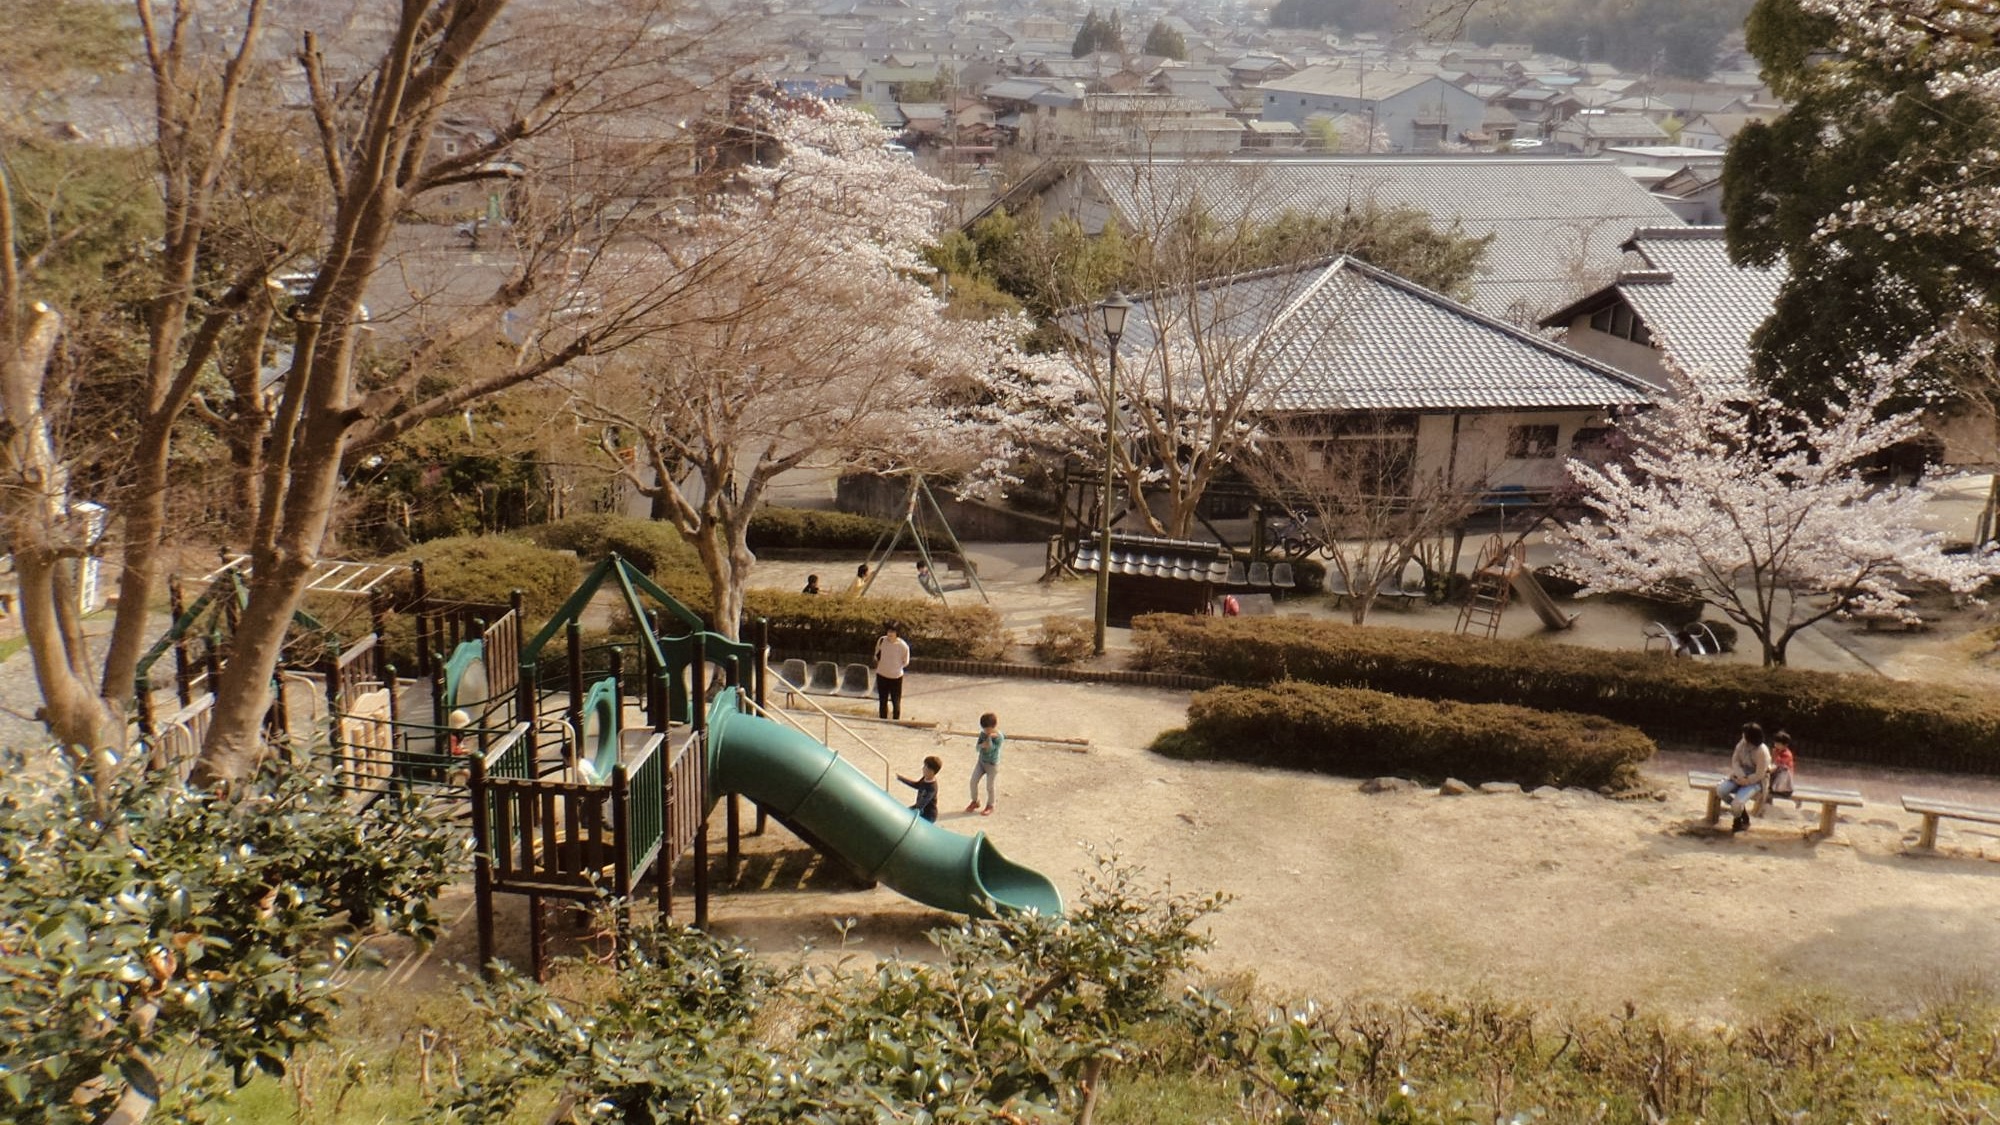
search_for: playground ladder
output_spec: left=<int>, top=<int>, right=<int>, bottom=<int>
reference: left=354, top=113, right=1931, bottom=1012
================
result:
left=1453, top=535, right=1522, bottom=640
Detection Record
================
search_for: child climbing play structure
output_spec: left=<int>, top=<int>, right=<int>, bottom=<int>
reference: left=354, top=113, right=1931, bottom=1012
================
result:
left=134, top=551, right=1061, bottom=980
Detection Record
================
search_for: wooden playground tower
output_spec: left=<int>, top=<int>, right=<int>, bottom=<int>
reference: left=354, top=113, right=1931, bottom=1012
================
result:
left=133, top=552, right=794, bottom=980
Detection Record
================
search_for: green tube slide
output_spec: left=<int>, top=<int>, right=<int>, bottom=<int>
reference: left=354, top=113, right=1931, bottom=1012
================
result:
left=705, top=689, right=1062, bottom=918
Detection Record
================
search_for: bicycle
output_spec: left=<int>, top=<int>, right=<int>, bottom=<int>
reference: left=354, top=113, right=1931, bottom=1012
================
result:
left=1268, top=509, right=1325, bottom=560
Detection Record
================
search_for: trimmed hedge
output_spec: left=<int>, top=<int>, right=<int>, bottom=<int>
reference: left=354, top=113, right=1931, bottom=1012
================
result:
left=1132, top=615, right=2000, bottom=772
left=1158, top=681, right=1654, bottom=789
left=746, top=507, right=897, bottom=551
left=751, top=589, right=1007, bottom=661
left=525, top=514, right=701, bottom=578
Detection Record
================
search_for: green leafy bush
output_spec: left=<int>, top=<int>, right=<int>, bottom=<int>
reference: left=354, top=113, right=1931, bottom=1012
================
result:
left=1158, top=681, right=1654, bottom=789
left=355, top=536, right=581, bottom=669
left=1133, top=615, right=2000, bottom=770
left=1033, top=615, right=1095, bottom=665
left=750, top=590, right=1007, bottom=660
left=745, top=507, right=897, bottom=551
left=0, top=755, right=466, bottom=1123
left=524, top=513, right=701, bottom=578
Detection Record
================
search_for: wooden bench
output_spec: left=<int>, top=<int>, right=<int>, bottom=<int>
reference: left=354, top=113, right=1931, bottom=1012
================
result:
left=1688, top=770, right=1864, bottom=836
left=1901, top=795, right=2000, bottom=851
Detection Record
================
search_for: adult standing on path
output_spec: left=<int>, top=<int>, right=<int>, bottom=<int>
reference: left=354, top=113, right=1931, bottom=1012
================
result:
left=873, top=620, right=911, bottom=721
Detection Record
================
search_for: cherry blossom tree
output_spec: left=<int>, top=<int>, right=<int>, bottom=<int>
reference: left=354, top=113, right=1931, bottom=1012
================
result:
left=1556, top=359, right=2000, bottom=665
left=577, top=97, right=1050, bottom=636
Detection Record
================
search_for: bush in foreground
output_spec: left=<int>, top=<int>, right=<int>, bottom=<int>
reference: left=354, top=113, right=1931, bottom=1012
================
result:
left=1158, top=681, right=1654, bottom=789
left=1133, top=614, right=2000, bottom=771
left=0, top=754, right=466, bottom=1123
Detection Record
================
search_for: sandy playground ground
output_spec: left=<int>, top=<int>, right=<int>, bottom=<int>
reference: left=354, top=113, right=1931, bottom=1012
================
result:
left=646, top=671, right=2000, bottom=1023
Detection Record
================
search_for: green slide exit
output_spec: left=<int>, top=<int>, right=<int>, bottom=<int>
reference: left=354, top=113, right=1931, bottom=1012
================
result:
left=705, top=690, right=1062, bottom=918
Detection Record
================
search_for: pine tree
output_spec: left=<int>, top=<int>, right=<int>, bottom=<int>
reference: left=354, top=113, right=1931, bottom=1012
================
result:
left=1142, top=19, right=1187, bottom=60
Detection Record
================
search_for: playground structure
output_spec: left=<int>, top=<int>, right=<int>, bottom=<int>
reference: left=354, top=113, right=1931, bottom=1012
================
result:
left=134, top=551, right=1062, bottom=980
left=1453, top=535, right=1577, bottom=638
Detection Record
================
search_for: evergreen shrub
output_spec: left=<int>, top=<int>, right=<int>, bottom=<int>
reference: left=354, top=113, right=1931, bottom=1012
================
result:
left=746, top=507, right=897, bottom=551
left=525, top=513, right=700, bottom=578
left=1159, top=681, right=1654, bottom=789
left=753, top=590, right=1007, bottom=660
left=1132, top=615, right=2000, bottom=770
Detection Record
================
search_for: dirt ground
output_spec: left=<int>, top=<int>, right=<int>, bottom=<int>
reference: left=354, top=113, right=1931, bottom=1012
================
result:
left=651, top=541, right=2000, bottom=1022
left=689, top=672, right=2000, bottom=1022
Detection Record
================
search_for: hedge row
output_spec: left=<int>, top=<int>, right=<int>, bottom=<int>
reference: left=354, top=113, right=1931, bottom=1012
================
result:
left=746, top=507, right=897, bottom=551
left=524, top=514, right=701, bottom=579
left=1157, top=681, right=1655, bottom=790
left=1132, top=615, right=2000, bottom=772
left=750, top=589, right=1007, bottom=661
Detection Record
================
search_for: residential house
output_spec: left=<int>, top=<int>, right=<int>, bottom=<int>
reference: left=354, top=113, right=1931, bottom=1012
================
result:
left=1552, top=111, right=1668, bottom=154
left=1256, top=66, right=1486, bottom=151
left=1537, top=226, right=1783, bottom=398
left=1680, top=111, right=1768, bottom=151
left=1540, top=225, right=1998, bottom=463
left=1651, top=167, right=1724, bottom=223
left=1023, top=92, right=1244, bottom=154
left=857, top=64, right=945, bottom=106
left=1093, top=256, right=1656, bottom=503
left=1491, top=85, right=1579, bottom=138
left=979, top=155, right=1685, bottom=318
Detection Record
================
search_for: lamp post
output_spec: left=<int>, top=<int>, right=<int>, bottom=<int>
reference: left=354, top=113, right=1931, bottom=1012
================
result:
left=1094, top=292, right=1131, bottom=656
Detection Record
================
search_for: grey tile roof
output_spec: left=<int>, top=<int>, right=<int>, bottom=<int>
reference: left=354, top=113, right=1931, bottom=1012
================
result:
left=1257, top=65, right=1438, bottom=101
left=1106, top=256, right=1656, bottom=413
left=1080, top=156, right=1683, bottom=318
left=1617, top=226, right=1785, bottom=396
left=1074, top=534, right=1234, bottom=583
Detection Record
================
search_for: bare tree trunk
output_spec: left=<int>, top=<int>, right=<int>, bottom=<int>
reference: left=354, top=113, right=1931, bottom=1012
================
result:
left=193, top=0, right=514, bottom=779
left=0, top=277, right=123, bottom=753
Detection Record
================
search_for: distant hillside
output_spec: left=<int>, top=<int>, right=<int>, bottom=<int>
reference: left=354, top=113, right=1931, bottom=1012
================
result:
left=1268, top=0, right=1755, bottom=79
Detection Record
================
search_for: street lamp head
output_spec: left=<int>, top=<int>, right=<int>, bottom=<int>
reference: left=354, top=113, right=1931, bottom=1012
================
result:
left=1098, top=291, right=1132, bottom=346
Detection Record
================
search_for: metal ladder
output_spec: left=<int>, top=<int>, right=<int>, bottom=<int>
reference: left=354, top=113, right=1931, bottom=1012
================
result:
left=1453, top=535, right=1521, bottom=640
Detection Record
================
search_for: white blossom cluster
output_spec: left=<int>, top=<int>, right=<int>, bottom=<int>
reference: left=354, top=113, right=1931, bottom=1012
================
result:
left=1798, top=0, right=2000, bottom=255
left=1557, top=354, right=2000, bottom=660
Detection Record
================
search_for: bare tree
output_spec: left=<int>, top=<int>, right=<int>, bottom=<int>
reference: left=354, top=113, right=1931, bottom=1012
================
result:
left=3, top=0, right=758, bottom=777
left=1244, top=414, right=1483, bottom=622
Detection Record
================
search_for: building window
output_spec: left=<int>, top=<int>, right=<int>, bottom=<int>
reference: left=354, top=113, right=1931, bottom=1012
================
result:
left=1587, top=302, right=1651, bottom=345
left=1507, top=424, right=1560, bottom=459
left=1570, top=426, right=1613, bottom=458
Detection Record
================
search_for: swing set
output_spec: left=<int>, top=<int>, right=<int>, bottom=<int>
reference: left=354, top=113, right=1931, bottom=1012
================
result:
left=853, top=474, right=989, bottom=605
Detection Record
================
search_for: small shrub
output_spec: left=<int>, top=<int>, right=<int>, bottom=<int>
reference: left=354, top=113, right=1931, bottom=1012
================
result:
left=1701, top=619, right=1740, bottom=653
left=746, top=507, right=897, bottom=551
left=1157, top=681, right=1654, bottom=789
left=1032, top=616, right=1095, bottom=665
left=751, top=589, right=1007, bottom=661
left=525, top=513, right=700, bottom=579
left=1132, top=614, right=2000, bottom=772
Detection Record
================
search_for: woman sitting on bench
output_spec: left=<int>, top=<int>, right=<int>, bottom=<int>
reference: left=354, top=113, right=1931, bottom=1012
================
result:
left=1714, top=722, right=1771, bottom=833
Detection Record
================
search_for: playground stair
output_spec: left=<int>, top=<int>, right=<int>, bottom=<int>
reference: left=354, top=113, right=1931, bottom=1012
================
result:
left=1454, top=536, right=1519, bottom=640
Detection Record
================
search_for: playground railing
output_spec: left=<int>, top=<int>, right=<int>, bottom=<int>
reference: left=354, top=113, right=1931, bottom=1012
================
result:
left=146, top=692, right=214, bottom=782
left=482, top=612, right=520, bottom=700
left=745, top=671, right=891, bottom=791
left=666, top=728, right=709, bottom=861
left=481, top=721, right=535, bottom=781
left=625, top=732, right=668, bottom=885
